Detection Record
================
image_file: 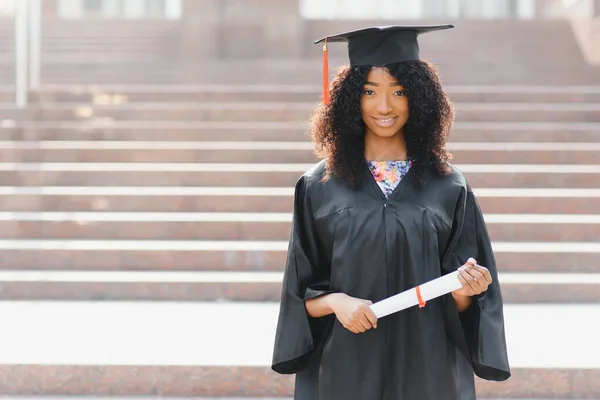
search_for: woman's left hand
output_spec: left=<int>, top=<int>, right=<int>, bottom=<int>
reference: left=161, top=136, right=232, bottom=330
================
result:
left=453, top=257, right=493, bottom=297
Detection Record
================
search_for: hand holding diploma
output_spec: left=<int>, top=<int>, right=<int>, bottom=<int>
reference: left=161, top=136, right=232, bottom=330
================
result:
left=453, top=258, right=494, bottom=297
left=327, top=294, right=379, bottom=334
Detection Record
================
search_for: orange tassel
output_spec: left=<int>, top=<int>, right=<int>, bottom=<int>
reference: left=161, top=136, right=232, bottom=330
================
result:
left=322, top=37, right=330, bottom=105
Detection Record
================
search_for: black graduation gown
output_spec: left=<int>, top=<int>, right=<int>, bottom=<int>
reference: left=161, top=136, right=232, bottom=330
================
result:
left=271, top=160, right=511, bottom=400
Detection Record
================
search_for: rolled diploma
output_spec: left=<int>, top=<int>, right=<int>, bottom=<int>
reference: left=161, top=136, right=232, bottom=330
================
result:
left=370, top=271, right=463, bottom=319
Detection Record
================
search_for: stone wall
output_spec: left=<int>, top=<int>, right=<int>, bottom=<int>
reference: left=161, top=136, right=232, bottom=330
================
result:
left=179, top=0, right=303, bottom=60
left=562, top=0, right=600, bottom=64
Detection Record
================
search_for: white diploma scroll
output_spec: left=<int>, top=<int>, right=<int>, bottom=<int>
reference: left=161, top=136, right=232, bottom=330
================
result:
left=370, top=271, right=463, bottom=319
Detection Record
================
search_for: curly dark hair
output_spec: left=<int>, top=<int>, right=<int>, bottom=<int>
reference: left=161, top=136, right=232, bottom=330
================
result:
left=310, top=60, right=454, bottom=187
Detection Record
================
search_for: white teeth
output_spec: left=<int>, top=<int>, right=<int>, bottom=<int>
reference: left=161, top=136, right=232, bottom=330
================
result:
left=374, top=117, right=396, bottom=127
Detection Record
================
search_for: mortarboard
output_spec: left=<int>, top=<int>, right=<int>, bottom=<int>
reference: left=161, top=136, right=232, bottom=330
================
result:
left=314, top=24, right=454, bottom=104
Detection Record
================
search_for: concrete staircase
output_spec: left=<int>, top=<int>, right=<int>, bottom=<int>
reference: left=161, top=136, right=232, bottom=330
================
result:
left=0, top=83, right=599, bottom=398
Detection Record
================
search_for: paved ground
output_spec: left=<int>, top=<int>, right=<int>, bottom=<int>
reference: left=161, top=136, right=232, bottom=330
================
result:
left=0, top=397, right=593, bottom=400
left=0, top=396, right=600, bottom=400
left=0, top=301, right=598, bottom=368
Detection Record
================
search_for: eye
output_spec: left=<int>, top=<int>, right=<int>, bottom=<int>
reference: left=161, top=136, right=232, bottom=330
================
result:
left=394, top=90, right=405, bottom=97
left=363, top=89, right=375, bottom=96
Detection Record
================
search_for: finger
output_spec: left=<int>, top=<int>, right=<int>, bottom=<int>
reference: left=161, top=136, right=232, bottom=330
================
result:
left=458, top=269, right=478, bottom=292
left=365, top=309, right=378, bottom=327
left=456, top=271, right=474, bottom=296
left=358, top=303, right=377, bottom=328
left=358, top=314, right=374, bottom=331
left=350, top=314, right=368, bottom=332
left=351, top=310, right=371, bottom=330
left=456, top=270, right=469, bottom=288
left=459, top=267, right=476, bottom=284
left=464, top=267, right=486, bottom=287
left=474, top=264, right=493, bottom=284
left=464, top=267, right=491, bottom=294
left=468, top=265, right=492, bottom=290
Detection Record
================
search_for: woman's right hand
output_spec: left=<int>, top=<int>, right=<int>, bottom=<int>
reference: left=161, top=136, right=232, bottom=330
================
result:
left=329, top=293, right=378, bottom=334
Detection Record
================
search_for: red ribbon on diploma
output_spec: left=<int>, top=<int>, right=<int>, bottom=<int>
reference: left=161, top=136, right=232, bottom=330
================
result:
left=416, top=286, right=427, bottom=308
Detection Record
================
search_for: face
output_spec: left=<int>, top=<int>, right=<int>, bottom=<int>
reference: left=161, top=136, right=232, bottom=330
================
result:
left=360, top=67, right=409, bottom=138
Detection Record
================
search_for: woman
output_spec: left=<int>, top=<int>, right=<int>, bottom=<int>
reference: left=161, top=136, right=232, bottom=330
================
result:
left=271, top=25, right=511, bottom=400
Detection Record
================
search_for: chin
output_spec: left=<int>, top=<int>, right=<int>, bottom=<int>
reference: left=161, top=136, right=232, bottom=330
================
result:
left=370, top=126, right=404, bottom=138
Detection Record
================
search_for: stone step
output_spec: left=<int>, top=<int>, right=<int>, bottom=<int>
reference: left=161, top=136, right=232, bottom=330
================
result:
left=2, top=187, right=599, bottom=214
left=1, top=163, right=599, bottom=188
left=0, top=71, right=180, bottom=86
left=4, top=47, right=594, bottom=85
left=0, top=270, right=596, bottom=303
left=1, top=212, right=598, bottom=243
left=3, top=102, right=600, bottom=122
left=0, top=240, right=597, bottom=273
left=2, top=84, right=600, bottom=103
left=2, top=121, right=599, bottom=143
left=0, top=301, right=595, bottom=397
left=1, top=141, right=599, bottom=165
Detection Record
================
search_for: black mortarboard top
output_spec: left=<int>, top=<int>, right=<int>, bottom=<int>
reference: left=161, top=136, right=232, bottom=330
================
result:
left=314, top=24, right=454, bottom=104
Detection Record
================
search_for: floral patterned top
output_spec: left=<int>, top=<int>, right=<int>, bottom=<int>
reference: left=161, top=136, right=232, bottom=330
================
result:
left=367, top=160, right=411, bottom=199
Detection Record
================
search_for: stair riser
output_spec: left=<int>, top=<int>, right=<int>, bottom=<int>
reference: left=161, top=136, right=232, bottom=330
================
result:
left=1, top=195, right=598, bottom=214
left=2, top=127, right=598, bottom=143
left=1, top=221, right=598, bottom=242
left=1, top=148, right=597, bottom=164
left=3, top=90, right=600, bottom=103
left=0, top=250, right=597, bottom=272
left=3, top=108, right=600, bottom=122
left=0, top=281, right=596, bottom=303
left=1, top=171, right=597, bottom=188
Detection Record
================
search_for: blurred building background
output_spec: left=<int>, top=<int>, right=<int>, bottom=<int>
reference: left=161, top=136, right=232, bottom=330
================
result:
left=0, top=0, right=599, bottom=399
left=0, top=0, right=599, bottom=86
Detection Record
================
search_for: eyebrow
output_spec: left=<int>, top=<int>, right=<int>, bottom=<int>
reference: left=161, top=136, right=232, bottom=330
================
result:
left=364, top=81, right=403, bottom=87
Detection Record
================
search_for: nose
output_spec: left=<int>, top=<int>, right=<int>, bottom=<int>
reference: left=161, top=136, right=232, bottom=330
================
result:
left=376, top=95, right=393, bottom=115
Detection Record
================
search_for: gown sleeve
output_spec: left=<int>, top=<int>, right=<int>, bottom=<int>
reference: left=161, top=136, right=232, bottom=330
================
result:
left=443, top=185, right=511, bottom=381
left=271, top=175, right=335, bottom=375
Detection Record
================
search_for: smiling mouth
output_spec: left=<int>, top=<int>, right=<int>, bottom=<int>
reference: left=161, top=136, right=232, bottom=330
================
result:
left=373, top=117, right=397, bottom=127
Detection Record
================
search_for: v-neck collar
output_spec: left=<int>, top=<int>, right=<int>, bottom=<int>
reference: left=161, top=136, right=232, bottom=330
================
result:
left=363, top=161, right=413, bottom=202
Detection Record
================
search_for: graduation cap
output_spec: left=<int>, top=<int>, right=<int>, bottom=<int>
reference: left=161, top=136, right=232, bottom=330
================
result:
left=314, top=24, right=454, bottom=104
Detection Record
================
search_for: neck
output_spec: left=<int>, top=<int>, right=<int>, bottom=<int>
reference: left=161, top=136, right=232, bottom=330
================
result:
left=364, top=130, right=407, bottom=161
